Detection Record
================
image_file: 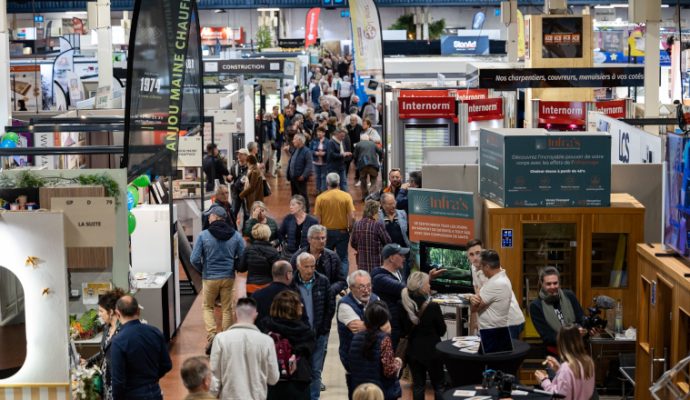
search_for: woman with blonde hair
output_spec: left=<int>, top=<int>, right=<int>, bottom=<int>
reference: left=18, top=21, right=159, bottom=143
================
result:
left=235, top=223, right=281, bottom=297
left=401, top=271, right=446, bottom=400
left=352, top=383, right=384, bottom=400
left=535, top=324, right=595, bottom=400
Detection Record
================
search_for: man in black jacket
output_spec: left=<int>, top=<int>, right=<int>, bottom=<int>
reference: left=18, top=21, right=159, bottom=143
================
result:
left=287, top=134, right=314, bottom=212
left=529, top=266, right=585, bottom=356
left=202, top=143, right=230, bottom=192
left=326, top=129, right=352, bottom=191
left=292, top=252, right=334, bottom=400
left=252, top=261, right=294, bottom=324
left=290, top=224, right=347, bottom=296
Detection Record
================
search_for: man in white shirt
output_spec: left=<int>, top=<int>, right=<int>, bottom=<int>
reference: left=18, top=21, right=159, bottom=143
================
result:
left=468, top=241, right=525, bottom=338
left=336, top=270, right=379, bottom=397
left=338, top=75, right=353, bottom=113
left=469, top=250, right=514, bottom=331
left=210, top=297, right=280, bottom=400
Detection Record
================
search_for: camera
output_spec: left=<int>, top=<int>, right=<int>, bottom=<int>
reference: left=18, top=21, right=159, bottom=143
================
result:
left=482, top=370, right=515, bottom=398
left=582, top=306, right=608, bottom=331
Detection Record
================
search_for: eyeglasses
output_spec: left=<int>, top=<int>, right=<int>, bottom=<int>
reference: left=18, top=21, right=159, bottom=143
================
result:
left=352, top=284, right=372, bottom=291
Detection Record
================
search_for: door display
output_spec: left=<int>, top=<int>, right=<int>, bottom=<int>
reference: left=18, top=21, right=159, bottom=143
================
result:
left=404, top=124, right=450, bottom=177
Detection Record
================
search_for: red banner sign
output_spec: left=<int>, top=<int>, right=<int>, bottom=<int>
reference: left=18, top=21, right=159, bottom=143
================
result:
left=455, top=89, right=490, bottom=101
left=399, top=97, right=456, bottom=119
left=305, top=8, right=321, bottom=48
left=399, top=89, right=452, bottom=98
left=594, top=99, right=627, bottom=119
left=538, top=101, right=587, bottom=125
left=465, top=98, right=503, bottom=122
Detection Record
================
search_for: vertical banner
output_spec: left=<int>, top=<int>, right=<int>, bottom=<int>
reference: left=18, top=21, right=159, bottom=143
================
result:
left=305, top=8, right=321, bottom=48
left=124, top=0, right=203, bottom=180
left=348, top=0, right=383, bottom=77
left=408, top=188, right=475, bottom=246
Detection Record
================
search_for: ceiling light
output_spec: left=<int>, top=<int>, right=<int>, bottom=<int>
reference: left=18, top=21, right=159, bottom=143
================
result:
left=257, top=8, right=280, bottom=12
left=594, top=5, right=614, bottom=9
left=214, top=9, right=226, bottom=13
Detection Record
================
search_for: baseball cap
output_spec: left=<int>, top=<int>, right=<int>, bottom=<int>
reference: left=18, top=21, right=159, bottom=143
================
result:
left=205, top=205, right=227, bottom=219
left=382, top=243, right=410, bottom=260
left=236, top=148, right=250, bottom=156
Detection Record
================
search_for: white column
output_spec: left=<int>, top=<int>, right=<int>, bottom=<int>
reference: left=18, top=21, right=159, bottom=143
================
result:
left=0, top=0, right=11, bottom=132
left=422, top=7, right=429, bottom=41
left=505, top=0, right=518, bottom=62
left=644, top=20, right=660, bottom=134
left=96, top=0, right=113, bottom=99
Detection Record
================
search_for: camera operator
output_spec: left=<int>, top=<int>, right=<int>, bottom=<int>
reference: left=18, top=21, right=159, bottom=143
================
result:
left=529, top=267, right=586, bottom=356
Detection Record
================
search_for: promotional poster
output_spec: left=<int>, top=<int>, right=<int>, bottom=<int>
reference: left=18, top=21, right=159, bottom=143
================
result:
left=408, top=188, right=475, bottom=245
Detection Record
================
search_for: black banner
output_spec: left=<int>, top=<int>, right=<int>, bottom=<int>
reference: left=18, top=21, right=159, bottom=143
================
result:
left=278, top=38, right=320, bottom=48
left=478, top=67, right=644, bottom=89
left=204, top=59, right=285, bottom=76
left=123, top=0, right=203, bottom=179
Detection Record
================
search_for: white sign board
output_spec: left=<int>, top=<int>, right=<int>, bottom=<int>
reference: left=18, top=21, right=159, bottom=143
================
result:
left=50, top=197, right=116, bottom=247
left=588, top=112, right=662, bottom=164
left=178, top=135, right=203, bottom=167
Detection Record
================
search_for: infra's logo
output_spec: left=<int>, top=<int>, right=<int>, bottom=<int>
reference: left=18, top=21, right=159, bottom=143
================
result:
left=364, top=23, right=377, bottom=39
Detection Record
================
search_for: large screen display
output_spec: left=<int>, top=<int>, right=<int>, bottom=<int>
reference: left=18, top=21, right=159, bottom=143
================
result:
left=420, top=242, right=473, bottom=293
left=664, top=132, right=690, bottom=256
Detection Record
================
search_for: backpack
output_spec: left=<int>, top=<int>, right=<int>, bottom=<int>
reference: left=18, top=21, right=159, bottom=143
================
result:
left=269, top=332, right=297, bottom=379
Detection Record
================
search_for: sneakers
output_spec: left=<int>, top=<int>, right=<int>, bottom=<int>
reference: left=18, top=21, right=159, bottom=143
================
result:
left=354, top=181, right=361, bottom=187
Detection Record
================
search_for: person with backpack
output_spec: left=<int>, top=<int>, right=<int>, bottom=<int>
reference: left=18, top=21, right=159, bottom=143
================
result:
left=264, top=290, right=316, bottom=400
left=400, top=272, right=447, bottom=400
left=210, top=297, right=279, bottom=400
left=348, top=301, right=402, bottom=400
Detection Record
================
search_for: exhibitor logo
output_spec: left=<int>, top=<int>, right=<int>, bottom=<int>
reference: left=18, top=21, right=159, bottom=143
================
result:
left=454, top=40, right=477, bottom=50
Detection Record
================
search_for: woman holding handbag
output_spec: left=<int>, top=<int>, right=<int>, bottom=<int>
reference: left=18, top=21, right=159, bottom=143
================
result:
left=401, top=272, right=447, bottom=400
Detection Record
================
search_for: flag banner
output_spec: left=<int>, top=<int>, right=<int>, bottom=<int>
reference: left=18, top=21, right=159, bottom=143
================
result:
left=348, top=0, right=383, bottom=77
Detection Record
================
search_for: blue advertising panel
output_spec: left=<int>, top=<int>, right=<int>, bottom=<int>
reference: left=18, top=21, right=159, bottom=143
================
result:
left=440, top=35, right=490, bottom=55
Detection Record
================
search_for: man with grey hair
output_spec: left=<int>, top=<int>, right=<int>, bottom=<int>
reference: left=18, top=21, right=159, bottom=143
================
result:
left=290, top=224, right=347, bottom=296
left=287, top=133, right=314, bottom=211
left=180, top=356, right=214, bottom=400
left=314, top=173, right=355, bottom=277
left=337, top=270, right=380, bottom=397
left=252, top=260, right=296, bottom=325
left=210, top=297, right=279, bottom=400
left=292, top=252, right=334, bottom=400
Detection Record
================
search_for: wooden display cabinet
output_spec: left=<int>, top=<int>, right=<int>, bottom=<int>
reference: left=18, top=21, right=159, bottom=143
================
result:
left=635, top=244, right=690, bottom=400
left=482, top=193, right=645, bottom=329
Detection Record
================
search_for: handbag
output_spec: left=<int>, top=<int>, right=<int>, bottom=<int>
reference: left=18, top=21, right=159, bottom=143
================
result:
left=395, top=301, right=430, bottom=364
left=262, top=178, right=272, bottom=197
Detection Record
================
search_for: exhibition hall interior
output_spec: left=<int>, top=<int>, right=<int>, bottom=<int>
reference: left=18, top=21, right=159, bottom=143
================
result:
left=1, top=0, right=690, bottom=399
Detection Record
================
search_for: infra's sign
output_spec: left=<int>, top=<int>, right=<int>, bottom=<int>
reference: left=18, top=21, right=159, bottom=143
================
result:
left=408, top=188, right=475, bottom=246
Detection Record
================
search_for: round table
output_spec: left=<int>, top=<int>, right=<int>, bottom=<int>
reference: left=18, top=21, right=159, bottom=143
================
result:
left=442, top=385, right=553, bottom=400
left=436, top=339, right=531, bottom=387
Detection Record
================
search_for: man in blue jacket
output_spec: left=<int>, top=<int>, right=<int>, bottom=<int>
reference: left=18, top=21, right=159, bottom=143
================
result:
left=292, top=252, right=335, bottom=400
left=110, top=295, right=172, bottom=400
left=326, top=129, right=352, bottom=191
left=191, top=205, right=245, bottom=351
left=287, top=133, right=314, bottom=212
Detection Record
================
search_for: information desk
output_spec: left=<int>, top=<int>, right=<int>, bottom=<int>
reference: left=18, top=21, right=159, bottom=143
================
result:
left=442, top=385, right=552, bottom=400
left=436, top=339, right=531, bottom=386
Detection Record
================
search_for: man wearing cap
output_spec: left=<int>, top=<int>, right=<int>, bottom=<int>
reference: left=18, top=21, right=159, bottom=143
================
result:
left=202, top=143, right=230, bottom=192
left=372, top=243, right=444, bottom=348
left=228, top=148, right=249, bottom=223
left=190, top=205, right=246, bottom=353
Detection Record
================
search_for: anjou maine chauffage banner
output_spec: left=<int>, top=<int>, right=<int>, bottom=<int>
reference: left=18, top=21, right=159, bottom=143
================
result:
left=123, top=0, right=203, bottom=180
left=408, top=188, right=475, bottom=246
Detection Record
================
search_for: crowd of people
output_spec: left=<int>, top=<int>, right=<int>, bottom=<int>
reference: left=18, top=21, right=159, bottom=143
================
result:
left=87, top=52, right=597, bottom=400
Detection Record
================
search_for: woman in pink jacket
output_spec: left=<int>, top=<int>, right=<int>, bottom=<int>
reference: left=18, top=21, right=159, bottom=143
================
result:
left=535, top=324, right=595, bottom=400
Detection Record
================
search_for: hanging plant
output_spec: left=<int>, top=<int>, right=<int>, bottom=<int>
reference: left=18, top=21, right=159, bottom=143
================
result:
left=256, top=26, right=273, bottom=51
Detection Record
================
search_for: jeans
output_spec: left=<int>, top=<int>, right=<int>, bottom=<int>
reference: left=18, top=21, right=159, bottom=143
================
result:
left=202, top=278, right=235, bottom=342
left=314, top=164, right=327, bottom=193
left=358, top=166, right=378, bottom=199
left=338, top=167, right=348, bottom=192
left=309, top=334, right=329, bottom=400
left=508, top=323, right=525, bottom=339
left=262, top=140, right=275, bottom=174
left=327, top=229, right=350, bottom=278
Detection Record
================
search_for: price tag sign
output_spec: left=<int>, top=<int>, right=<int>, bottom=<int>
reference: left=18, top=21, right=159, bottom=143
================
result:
left=51, top=197, right=116, bottom=247
left=178, top=135, right=203, bottom=167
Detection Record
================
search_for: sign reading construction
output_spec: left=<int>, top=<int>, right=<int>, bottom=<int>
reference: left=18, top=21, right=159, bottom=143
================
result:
left=479, top=67, right=644, bottom=89
left=408, top=188, right=475, bottom=246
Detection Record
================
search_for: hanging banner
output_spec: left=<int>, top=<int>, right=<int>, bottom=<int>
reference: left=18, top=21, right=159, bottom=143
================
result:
left=124, top=0, right=204, bottom=179
left=408, top=188, right=475, bottom=246
left=349, top=0, right=383, bottom=77
left=465, top=98, right=503, bottom=122
left=478, top=67, right=645, bottom=89
left=398, top=97, right=456, bottom=119
left=538, top=101, right=587, bottom=125
left=305, top=8, right=321, bottom=48
left=456, top=89, right=489, bottom=101
left=399, top=89, right=490, bottom=101
left=594, top=99, right=627, bottom=119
